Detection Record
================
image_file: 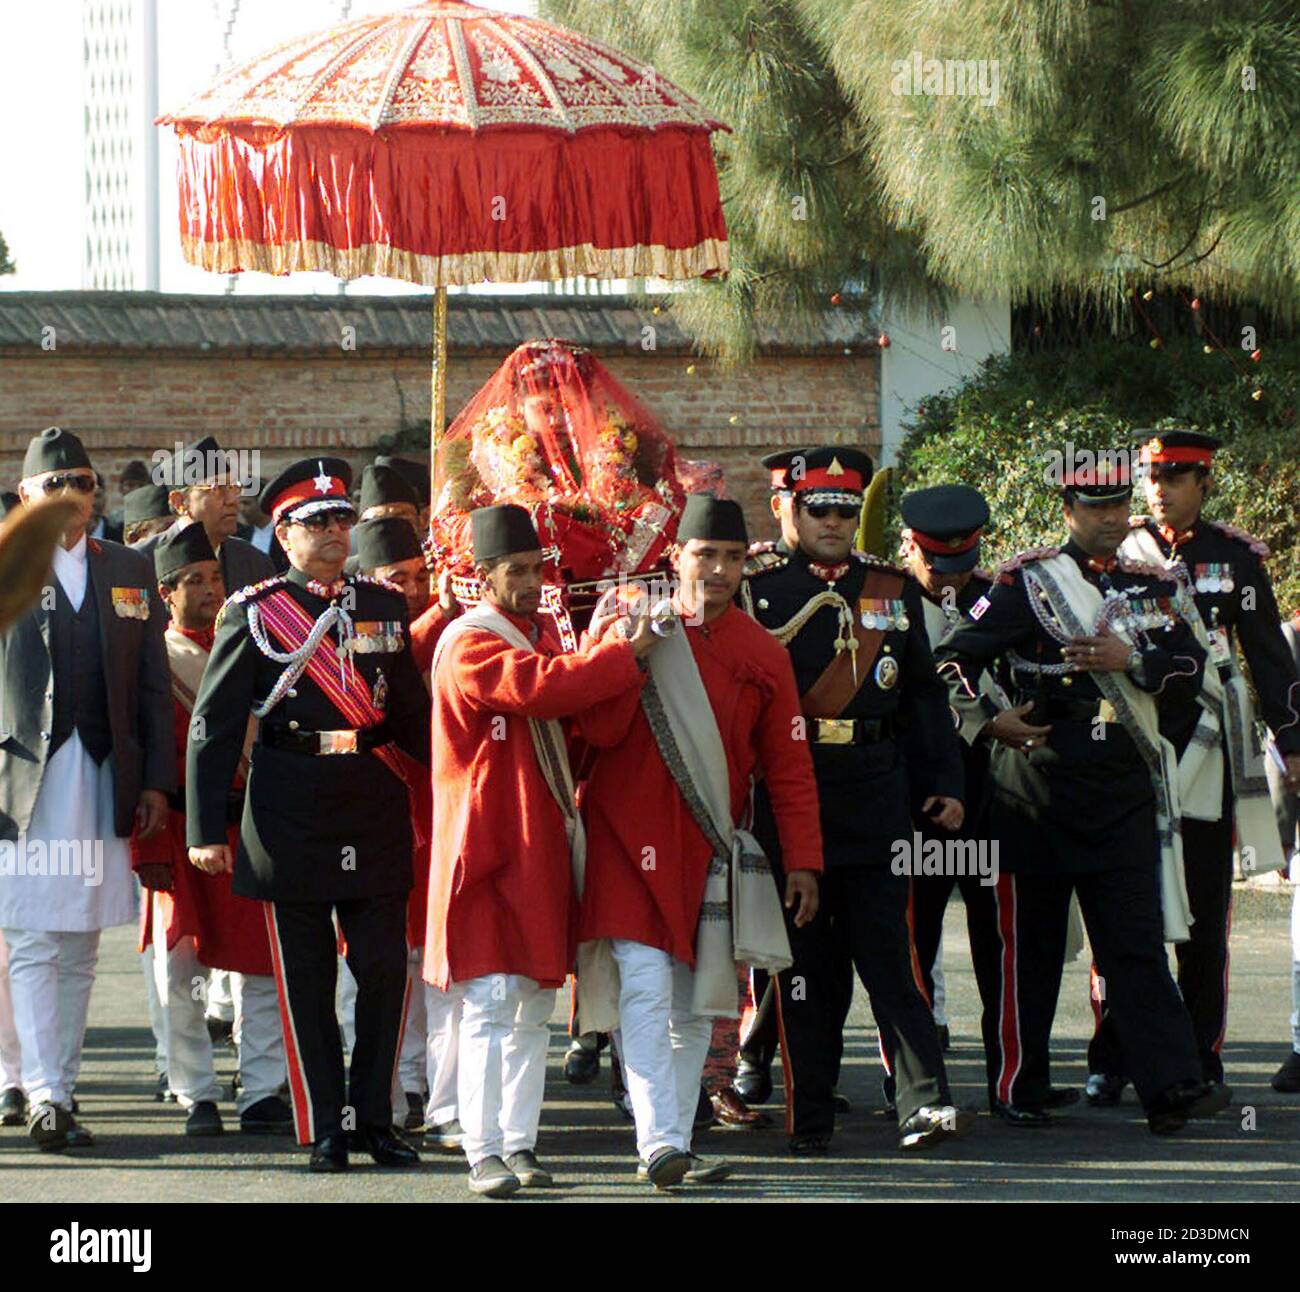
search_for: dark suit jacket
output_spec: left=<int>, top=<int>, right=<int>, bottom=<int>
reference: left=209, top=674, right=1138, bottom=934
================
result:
left=0, top=536, right=176, bottom=839
left=137, top=526, right=276, bottom=597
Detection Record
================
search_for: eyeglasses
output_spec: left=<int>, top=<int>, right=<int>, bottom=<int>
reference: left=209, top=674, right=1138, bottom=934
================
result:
left=188, top=481, right=244, bottom=497
left=293, top=511, right=356, bottom=532
left=39, top=473, right=97, bottom=495
left=802, top=504, right=860, bottom=521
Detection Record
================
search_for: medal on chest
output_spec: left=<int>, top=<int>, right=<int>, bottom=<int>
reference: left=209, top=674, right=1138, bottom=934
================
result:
left=874, top=653, right=900, bottom=690
left=348, top=620, right=405, bottom=653
left=1193, top=562, right=1233, bottom=595
left=1114, top=594, right=1176, bottom=634
left=859, top=597, right=909, bottom=633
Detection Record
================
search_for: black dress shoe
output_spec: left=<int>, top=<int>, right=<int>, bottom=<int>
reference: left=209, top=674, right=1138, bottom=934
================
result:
left=155, top=1073, right=177, bottom=1104
left=402, top=1091, right=425, bottom=1132
left=64, top=1117, right=95, bottom=1149
left=184, top=1100, right=224, bottom=1137
left=1085, top=1073, right=1126, bottom=1106
left=833, top=1089, right=853, bottom=1115
left=28, top=1103, right=72, bottom=1151
left=1045, top=1086, right=1080, bottom=1109
left=1187, top=1080, right=1232, bottom=1117
left=309, top=1133, right=350, bottom=1172
left=693, top=1085, right=715, bottom=1131
left=0, top=1086, right=27, bottom=1126
left=1271, top=1051, right=1300, bottom=1093
left=354, top=1125, right=420, bottom=1167
left=990, top=1100, right=1052, bottom=1128
left=563, top=1040, right=601, bottom=1085
left=734, top=1060, right=773, bottom=1107
left=240, top=1096, right=295, bottom=1136
left=788, top=1132, right=832, bottom=1155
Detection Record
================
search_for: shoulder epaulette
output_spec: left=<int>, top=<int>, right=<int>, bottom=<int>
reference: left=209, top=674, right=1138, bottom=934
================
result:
left=352, top=573, right=405, bottom=598
left=993, top=545, right=1061, bottom=585
left=216, top=574, right=288, bottom=629
left=855, top=551, right=905, bottom=575
left=1206, top=520, right=1270, bottom=559
left=1117, top=555, right=1171, bottom=579
left=744, top=541, right=788, bottom=577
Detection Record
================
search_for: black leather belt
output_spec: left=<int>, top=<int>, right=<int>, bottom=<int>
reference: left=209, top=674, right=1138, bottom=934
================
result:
left=261, top=726, right=385, bottom=755
left=810, top=716, right=893, bottom=745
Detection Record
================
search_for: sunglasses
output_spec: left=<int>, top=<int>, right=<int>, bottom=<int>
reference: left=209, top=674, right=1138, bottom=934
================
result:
left=40, top=473, right=97, bottom=495
left=802, top=504, right=860, bottom=521
left=293, top=511, right=356, bottom=532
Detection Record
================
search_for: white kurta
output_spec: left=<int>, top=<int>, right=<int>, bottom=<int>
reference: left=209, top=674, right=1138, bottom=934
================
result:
left=0, top=537, right=134, bottom=933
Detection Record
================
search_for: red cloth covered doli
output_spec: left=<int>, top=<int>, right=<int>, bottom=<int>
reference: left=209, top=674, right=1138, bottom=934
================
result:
left=429, top=340, right=687, bottom=585
left=132, top=626, right=272, bottom=977
left=158, top=3, right=729, bottom=288
left=425, top=612, right=644, bottom=989
left=577, top=606, right=823, bottom=967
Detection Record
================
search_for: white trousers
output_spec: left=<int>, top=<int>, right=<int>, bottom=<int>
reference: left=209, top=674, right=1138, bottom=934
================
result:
left=229, top=971, right=287, bottom=1114
left=394, top=951, right=427, bottom=1106
left=338, top=955, right=358, bottom=1055
left=140, top=945, right=168, bottom=1077
left=457, top=974, right=555, bottom=1167
left=424, top=983, right=461, bottom=1126
left=1291, top=880, right=1300, bottom=1053
left=153, top=929, right=223, bottom=1109
left=206, top=968, right=235, bottom=1024
left=0, top=930, right=22, bottom=1090
left=388, top=957, right=460, bottom=1124
left=1, top=926, right=100, bottom=1108
left=611, top=939, right=711, bottom=1160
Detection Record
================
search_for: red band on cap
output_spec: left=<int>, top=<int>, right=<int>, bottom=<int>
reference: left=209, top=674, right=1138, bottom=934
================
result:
left=1140, top=445, right=1213, bottom=465
left=912, top=528, right=982, bottom=555
left=791, top=466, right=865, bottom=494
left=271, top=476, right=348, bottom=522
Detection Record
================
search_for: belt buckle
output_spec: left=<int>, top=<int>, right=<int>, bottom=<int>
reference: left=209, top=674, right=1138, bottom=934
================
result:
left=319, top=729, right=358, bottom=755
left=814, top=718, right=854, bottom=745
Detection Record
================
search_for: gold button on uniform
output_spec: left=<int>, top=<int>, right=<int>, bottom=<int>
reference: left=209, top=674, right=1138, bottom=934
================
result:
left=288, top=720, right=300, bottom=730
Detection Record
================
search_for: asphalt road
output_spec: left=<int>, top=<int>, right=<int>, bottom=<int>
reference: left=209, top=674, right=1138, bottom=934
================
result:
left=2, top=884, right=1296, bottom=1203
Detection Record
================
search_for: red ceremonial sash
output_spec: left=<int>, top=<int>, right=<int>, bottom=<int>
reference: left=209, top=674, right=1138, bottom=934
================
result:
left=255, top=589, right=406, bottom=781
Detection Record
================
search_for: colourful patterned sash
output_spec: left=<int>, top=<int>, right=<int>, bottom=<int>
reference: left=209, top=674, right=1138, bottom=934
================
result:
left=255, top=588, right=405, bottom=781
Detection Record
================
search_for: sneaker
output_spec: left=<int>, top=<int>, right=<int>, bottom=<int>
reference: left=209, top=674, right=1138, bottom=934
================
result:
left=239, top=1095, right=295, bottom=1136
left=468, top=1155, right=520, bottom=1198
left=424, top=1118, right=465, bottom=1151
left=0, top=1086, right=27, bottom=1127
left=503, top=1149, right=553, bottom=1187
left=184, top=1100, right=224, bottom=1137
left=637, top=1145, right=691, bottom=1190
left=1271, top=1051, right=1300, bottom=1093
left=899, top=1105, right=975, bottom=1151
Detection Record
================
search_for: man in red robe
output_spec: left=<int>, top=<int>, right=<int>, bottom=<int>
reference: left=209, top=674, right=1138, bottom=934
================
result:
left=426, top=504, right=658, bottom=1198
left=132, top=523, right=291, bottom=1136
left=576, top=494, right=823, bottom=1189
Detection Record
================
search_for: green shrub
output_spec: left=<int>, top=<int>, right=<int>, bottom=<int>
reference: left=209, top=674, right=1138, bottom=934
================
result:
left=895, top=339, right=1300, bottom=611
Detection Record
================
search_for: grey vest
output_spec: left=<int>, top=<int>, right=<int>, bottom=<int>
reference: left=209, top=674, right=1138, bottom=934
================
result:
left=49, top=573, right=112, bottom=764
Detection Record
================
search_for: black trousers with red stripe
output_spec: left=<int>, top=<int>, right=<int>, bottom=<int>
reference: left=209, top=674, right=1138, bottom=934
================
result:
left=1088, top=809, right=1235, bottom=1084
left=906, top=873, right=1007, bottom=1105
left=775, top=865, right=949, bottom=1137
left=267, top=893, right=409, bottom=1145
left=1003, top=866, right=1201, bottom=1109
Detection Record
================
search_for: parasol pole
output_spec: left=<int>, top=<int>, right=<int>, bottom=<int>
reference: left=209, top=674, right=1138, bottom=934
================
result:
left=430, top=286, right=448, bottom=503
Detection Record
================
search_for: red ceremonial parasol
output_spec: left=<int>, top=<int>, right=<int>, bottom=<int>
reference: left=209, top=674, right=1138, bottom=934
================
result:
left=158, top=0, right=730, bottom=468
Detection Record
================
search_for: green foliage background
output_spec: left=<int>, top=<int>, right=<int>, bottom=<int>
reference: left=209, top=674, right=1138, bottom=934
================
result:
left=895, top=339, right=1300, bottom=610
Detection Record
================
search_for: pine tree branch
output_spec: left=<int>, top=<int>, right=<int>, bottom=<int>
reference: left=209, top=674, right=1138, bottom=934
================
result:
left=1109, top=174, right=1193, bottom=215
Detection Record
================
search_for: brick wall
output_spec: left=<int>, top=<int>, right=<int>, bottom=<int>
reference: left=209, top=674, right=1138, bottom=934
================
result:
left=0, top=350, right=878, bottom=535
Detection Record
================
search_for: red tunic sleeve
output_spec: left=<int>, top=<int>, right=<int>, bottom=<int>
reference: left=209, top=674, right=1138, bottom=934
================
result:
left=409, top=603, right=451, bottom=674
left=750, top=634, right=824, bottom=873
left=451, top=629, right=643, bottom=719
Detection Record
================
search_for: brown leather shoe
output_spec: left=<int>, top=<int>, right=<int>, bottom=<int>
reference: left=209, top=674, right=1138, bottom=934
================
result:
left=710, top=1086, right=773, bottom=1130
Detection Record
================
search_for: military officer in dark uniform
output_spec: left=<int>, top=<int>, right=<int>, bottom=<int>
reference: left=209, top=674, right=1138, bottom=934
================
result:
left=935, top=457, right=1231, bottom=1135
left=1084, top=431, right=1300, bottom=1104
left=186, top=458, right=430, bottom=1173
left=746, top=447, right=972, bottom=1154
left=895, top=485, right=1080, bottom=1125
